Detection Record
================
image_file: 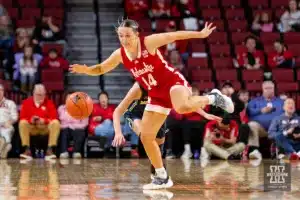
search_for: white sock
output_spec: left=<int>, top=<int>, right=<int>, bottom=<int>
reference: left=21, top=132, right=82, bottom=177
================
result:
left=206, top=95, right=215, bottom=105
left=155, top=167, right=167, bottom=179
left=184, top=144, right=191, bottom=153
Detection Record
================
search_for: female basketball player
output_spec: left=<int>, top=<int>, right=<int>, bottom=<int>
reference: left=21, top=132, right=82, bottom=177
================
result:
left=70, top=19, right=234, bottom=190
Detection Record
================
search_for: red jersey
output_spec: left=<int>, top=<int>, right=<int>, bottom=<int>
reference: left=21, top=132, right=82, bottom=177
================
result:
left=120, top=37, right=190, bottom=111
left=204, top=120, right=239, bottom=145
left=267, top=50, right=293, bottom=68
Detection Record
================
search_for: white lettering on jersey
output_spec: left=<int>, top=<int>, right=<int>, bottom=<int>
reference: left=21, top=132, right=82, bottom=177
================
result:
left=131, top=62, right=154, bottom=78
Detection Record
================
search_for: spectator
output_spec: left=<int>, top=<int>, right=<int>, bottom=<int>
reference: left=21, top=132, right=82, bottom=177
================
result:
left=88, top=91, right=116, bottom=149
left=236, top=36, right=265, bottom=70
left=238, top=89, right=250, bottom=124
left=203, top=116, right=245, bottom=160
left=151, top=0, right=170, bottom=18
left=0, top=10, right=13, bottom=60
left=165, top=109, right=183, bottom=159
left=160, top=21, right=188, bottom=61
left=32, top=16, right=67, bottom=55
left=169, top=50, right=184, bottom=72
left=125, top=0, right=149, bottom=18
left=268, top=98, right=300, bottom=160
left=13, top=28, right=30, bottom=53
left=0, top=84, right=18, bottom=158
left=18, top=46, right=39, bottom=93
left=19, top=84, right=60, bottom=160
left=280, top=0, right=300, bottom=32
left=171, top=0, right=195, bottom=18
left=267, top=40, right=294, bottom=68
left=58, top=92, right=88, bottom=159
left=247, top=81, right=284, bottom=159
left=40, top=49, right=69, bottom=71
left=181, top=86, right=209, bottom=159
left=252, top=12, right=274, bottom=33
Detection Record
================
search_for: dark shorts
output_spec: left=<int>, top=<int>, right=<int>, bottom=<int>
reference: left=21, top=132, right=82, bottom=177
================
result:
left=124, top=111, right=168, bottom=139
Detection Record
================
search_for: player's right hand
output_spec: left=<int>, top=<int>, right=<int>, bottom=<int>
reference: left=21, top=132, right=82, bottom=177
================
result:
left=112, top=133, right=126, bottom=147
left=69, top=64, right=88, bottom=74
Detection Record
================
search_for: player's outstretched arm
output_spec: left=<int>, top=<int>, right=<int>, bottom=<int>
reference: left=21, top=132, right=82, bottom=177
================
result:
left=145, top=22, right=216, bottom=53
left=69, top=49, right=122, bottom=76
left=197, top=108, right=222, bottom=122
left=112, top=82, right=142, bottom=147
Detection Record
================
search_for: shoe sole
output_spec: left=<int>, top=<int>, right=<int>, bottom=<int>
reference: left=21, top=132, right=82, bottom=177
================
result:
left=143, top=178, right=174, bottom=190
left=211, top=89, right=234, bottom=113
left=20, top=154, right=33, bottom=160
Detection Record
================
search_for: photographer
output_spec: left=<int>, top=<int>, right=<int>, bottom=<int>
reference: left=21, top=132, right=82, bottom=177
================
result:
left=268, top=98, right=300, bottom=160
left=203, top=115, right=245, bottom=160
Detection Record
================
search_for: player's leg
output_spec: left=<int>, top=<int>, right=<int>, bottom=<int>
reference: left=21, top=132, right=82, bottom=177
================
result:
left=139, top=111, right=173, bottom=189
left=170, top=85, right=234, bottom=114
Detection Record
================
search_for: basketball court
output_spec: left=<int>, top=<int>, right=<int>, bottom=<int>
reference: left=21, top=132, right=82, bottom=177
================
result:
left=0, top=159, right=299, bottom=199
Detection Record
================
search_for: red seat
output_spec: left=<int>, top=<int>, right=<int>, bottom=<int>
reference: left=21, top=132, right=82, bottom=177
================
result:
left=190, top=69, right=212, bottom=81
left=193, top=82, right=216, bottom=92
left=42, top=43, right=64, bottom=56
left=297, top=70, right=300, bottom=80
left=284, top=32, right=300, bottom=44
left=41, top=68, right=64, bottom=82
left=271, top=0, right=287, bottom=9
left=245, top=82, right=262, bottom=92
left=7, top=8, right=19, bottom=20
left=215, top=69, right=238, bottom=81
left=202, top=8, right=221, bottom=20
left=134, top=19, right=152, bottom=32
left=277, top=82, right=299, bottom=93
left=21, top=8, right=41, bottom=20
left=43, top=0, right=63, bottom=8
left=198, top=0, right=218, bottom=8
left=16, top=19, right=35, bottom=28
left=227, top=20, right=248, bottom=32
left=288, top=44, right=300, bottom=57
left=187, top=57, right=208, bottom=69
left=225, top=8, right=245, bottom=20
left=207, top=32, right=228, bottom=44
left=190, top=43, right=206, bottom=53
left=264, top=44, right=273, bottom=54
left=212, top=57, right=233, bottom=69
left=43, top=9, right=64, bottom=19
left=249, top=0, right=269, bottom=9
left=275, top=9, right=285, bottom=20
left=260, top=32, right=280, bottom=44
left=221, top=0, right=241, bottom=8
left=219, top=81, right=241, bottom=90
left=155, top=19, right=172, bottom=32
left=211, top=20, right=225, bottom=32
left=1, top=0, right=13, bottom=8
left=210, top=44, right=231, bottom=57
left=0, top=80, right=12, bottom=91
left=272, top=69, right=294, bottom=82
left=17, top=0, right=37, bottom=7
left=43, top=82, right=64, bottom=91
left=231, top=32, right=251, bottom=44
left=242, top=70, right=264, bottom=82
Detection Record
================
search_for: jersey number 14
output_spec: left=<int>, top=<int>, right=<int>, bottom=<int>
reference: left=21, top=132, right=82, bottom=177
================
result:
left=142, top=74, right=157, bottom=90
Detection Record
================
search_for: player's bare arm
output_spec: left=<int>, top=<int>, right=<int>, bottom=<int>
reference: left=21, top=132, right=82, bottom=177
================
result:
left=69, top=48, right=122, bottom=76
left=196, top=108, right=222, bottom=122
left=144, top=22, right=216, bottom=53
left=112, top=82, right=142, bottom=147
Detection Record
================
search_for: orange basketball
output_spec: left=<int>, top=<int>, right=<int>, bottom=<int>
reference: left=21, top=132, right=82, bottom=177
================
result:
left=66, top=92, right=93, bottom=120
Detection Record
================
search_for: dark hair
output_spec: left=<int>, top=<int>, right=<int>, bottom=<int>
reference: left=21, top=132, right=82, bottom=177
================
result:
left=118, top=19, right=140, bottom=32
left=238, top=89, right=249, bottom=95
left=221, top=115, right=231, bottom=125
left=98, top=91, right=109, bottom=99
left=48, top=48, right=58, bottom=54
left=244, top=35, right=257, bottom=44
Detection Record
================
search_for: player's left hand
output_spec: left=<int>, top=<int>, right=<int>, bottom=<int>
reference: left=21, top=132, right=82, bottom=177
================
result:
left=203, top=113, right=222, bottom=122
left=199, top=22, right=216, bottom=38
left=112, top=134, right=126, bottom=147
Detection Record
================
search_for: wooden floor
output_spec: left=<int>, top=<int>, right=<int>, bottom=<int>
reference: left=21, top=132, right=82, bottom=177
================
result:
left=0, top=159, right=299, bottom=199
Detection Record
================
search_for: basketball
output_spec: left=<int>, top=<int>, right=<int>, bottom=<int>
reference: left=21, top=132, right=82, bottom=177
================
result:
left=65, top=92, right=93, bottom=119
